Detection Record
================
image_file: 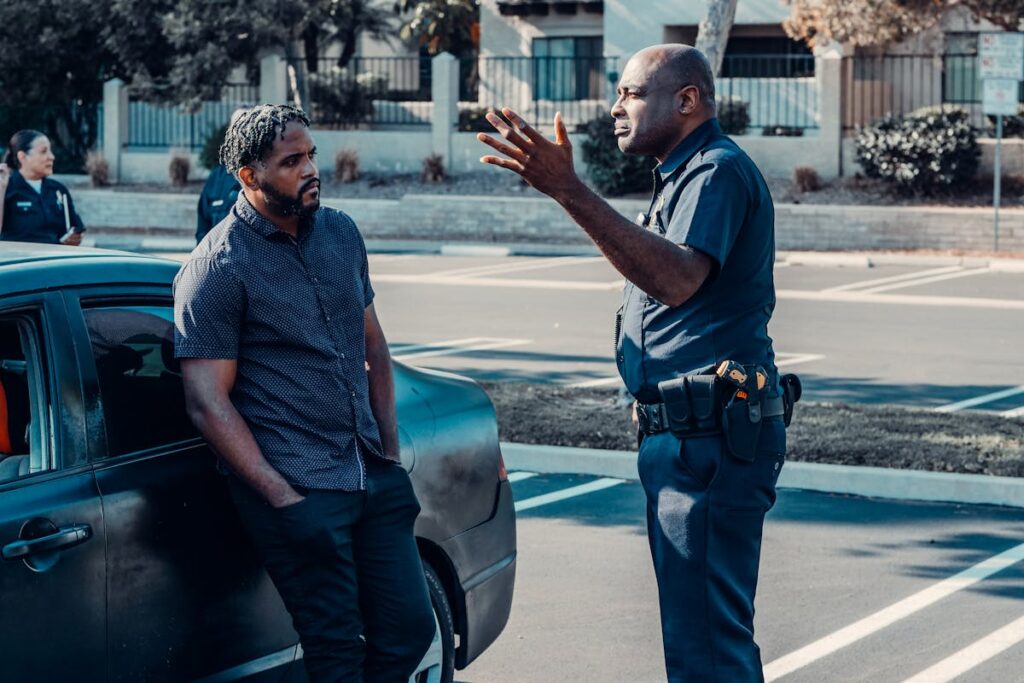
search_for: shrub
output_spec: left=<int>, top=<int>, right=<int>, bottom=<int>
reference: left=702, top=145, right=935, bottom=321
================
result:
left=168, top=152, right=191, bottom=187
left=986, top=105, right=1024, bottom=137
left=855, top=108, right=980, bottom=195
left=200, top=124, right=228, bottom=170
left=307, top=68, right=374, bottom=126
left=793, top=166, right=822, bottom=193
left=85, top=151, right=110, bottom=187
left=459, top=107, right=492, bottom=132
left=421, top=154, right=446, bottom=184
left=578, top=115, right=654, bottom=197
left=763, top=126, right=805, bottom=137
left=335, top=149, right=360, bottom=183
left=716, top=96, right=749, bottom=136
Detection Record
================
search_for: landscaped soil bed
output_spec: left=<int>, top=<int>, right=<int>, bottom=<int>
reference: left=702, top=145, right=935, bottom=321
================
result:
left=480, top=382, right=1024, bottom=478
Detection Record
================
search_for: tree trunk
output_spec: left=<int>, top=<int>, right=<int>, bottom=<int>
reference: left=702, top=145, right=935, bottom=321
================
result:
left=695, top=0, right=738, bottom=77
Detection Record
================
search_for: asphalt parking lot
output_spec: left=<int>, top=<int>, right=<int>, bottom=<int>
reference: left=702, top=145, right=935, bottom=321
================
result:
left=361, top=253, right=1024, bottom=414
left=458, top=471, right=1024, bottom=683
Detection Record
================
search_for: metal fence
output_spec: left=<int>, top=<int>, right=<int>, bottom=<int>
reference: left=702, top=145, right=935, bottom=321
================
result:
left=295, top=57, right=432, bottom=128
left=841, top=52, right=1024, bottom=132
left=718, top=54, right=818, bottom=132
left=126, top=83, right=259, bottom=149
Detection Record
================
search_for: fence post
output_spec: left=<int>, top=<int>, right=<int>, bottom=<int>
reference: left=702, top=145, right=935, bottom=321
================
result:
left=431, top=52, right=459, bottom=170
left=814, top=41, right=845, bottom=178
left=102, top=78, right=127, bottom=183
left=260, top=51, right=288, bottom=105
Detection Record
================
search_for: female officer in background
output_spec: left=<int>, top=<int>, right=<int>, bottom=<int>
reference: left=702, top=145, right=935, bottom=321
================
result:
left=0, top=129, right=85, bottom=245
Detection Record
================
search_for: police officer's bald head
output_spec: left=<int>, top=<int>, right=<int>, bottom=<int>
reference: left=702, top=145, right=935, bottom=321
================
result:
left=612, top=44, right=717, bottom=159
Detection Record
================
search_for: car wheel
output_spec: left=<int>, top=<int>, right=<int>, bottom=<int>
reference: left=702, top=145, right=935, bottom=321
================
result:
left=413, top=564, right=455, bottom=683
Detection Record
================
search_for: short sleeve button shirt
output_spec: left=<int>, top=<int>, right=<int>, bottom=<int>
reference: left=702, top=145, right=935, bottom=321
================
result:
left=616, top=118, right=779, bottom=404
left=174, top=193, right=384, bottom=491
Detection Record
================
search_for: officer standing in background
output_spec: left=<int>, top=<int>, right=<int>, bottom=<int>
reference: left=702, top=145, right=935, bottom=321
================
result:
left=195, top=161, right=240, bottom=243
left=478, top=44, right=788, bottom=682
left=0, top=129, right=85, bottom=245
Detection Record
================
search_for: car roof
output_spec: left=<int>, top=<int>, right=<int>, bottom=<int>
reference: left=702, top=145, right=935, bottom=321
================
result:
left=0, top=242, right=181, bottom=294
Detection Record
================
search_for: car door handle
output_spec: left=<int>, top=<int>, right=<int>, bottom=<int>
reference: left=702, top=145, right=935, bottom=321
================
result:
left=2, top=523, right=93, bottom=560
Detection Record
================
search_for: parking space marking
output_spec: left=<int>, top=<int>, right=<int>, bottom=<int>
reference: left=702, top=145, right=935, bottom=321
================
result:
left=374, top=273, right=623, bottom=291
left=822, top=266, right=965, bottom=293
left=392, top=337, right=531, bottom=361
left=763, top=540, right=1024, bottom=682
left=858, top=267, right=989, bottom=295
left=567, top=353, right=826, bottom=389
left=514, top=478, right=625, bottom=512
left=934, top=385, right=1024, bottom=413
left=427, top=256, right=603, bottom=279
left=900, top=614, right=1024, bottom=683
left=368, top=254, right=418, bottom=263
left=1001, top=405, right=1024, bottom=418
left=506, top=471, right=539, bottom=483
left=776, top=288, right=1024, bottom=311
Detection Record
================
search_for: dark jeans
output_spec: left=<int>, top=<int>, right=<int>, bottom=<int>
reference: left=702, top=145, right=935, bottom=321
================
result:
left=228, top=459, right=435, bottom=683
left=637, top=418, right=786, bottom=683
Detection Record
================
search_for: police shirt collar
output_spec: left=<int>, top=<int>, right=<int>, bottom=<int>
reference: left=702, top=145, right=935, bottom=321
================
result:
left=234, top=191, right=316, bottom=240
left=656, top=118, right=721, bottom=180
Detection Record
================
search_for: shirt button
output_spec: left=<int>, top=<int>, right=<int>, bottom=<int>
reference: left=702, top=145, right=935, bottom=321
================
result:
left=351, top=391, right=356, bottom=398
left=326, top=315, right=331, bottom=321
left=340, top=353, right=346, bottom=359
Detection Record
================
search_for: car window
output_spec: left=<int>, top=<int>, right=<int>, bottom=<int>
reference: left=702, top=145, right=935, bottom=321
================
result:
left=0, top=314, right=52, bottom=483
left=83, top=306, right=198, bottom=457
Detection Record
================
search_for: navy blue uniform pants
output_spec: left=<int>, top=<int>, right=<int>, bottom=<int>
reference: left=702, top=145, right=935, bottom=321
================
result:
left=638, top=417, right=786, bottom=683
left=228, top=459, right=436, bottom=683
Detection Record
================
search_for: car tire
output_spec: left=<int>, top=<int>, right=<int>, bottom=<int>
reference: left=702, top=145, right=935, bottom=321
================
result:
left=415, top=564, right=455, bottom=683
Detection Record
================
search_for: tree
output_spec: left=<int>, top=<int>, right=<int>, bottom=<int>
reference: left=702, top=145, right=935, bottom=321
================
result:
left=784, top=0, right=1023, bottom=48
left=394, top=0, right=480, bottom=58
left=695, top=0, right=738, bottom=76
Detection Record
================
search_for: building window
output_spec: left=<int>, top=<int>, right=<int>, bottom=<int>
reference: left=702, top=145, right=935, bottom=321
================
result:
left=720, top=36, right=813, bottom=78
left=533, top=36, right=604, bottom=100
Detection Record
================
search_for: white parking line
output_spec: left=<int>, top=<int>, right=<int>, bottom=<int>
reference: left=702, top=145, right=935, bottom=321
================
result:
left=567, top=353, right=826, bottom=389
left=514, top=478, right=625, bottom=512
left=392, top=337, right=531, bottom=361
left=858, top=267, right=989, bottom=294
left=506, top=471, right=539, bottom=483
left=374, top=273, right=623, bottom=291
left=763, top=540, right=1024, bottom=682
left=1001, top=405, right=1024, bottom=418
left=935, top=385, right=1024, bottom=413
left=822, top=266, right=965, bottom=293
left=428, top=256, right=601, bottom=279
left=901, top=614, right=1024, bottom=683
left=776, top=288, right=1024, bottom=311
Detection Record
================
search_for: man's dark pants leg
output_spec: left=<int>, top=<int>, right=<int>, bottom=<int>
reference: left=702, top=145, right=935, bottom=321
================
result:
left=637, top=417, right=786, bottom=683
left=228, top=459, right=435, bottom=683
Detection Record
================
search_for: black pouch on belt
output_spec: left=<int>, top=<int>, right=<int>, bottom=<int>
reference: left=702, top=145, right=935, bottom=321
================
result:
left=721, top=366, right=763, bottom=462
left=657, top=374, right=718, bottom=437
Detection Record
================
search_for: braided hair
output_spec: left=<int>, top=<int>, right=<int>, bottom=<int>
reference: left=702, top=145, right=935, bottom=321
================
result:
left=219, top=104, right=310, bottom=175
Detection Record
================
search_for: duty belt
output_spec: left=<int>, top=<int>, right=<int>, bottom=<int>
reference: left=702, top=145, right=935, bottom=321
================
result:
left=637, top=395, right=785, bottom=436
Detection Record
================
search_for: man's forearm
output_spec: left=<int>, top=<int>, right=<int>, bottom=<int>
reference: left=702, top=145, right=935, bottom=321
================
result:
left=188, top=397, right=299, bottom=506
left=553, top=180, right=707, bottom=307
left=366, top=344, right=400, bottom=459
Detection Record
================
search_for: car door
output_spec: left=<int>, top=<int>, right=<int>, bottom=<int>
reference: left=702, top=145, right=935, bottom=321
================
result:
left=66, top=288, right=297, bottom=682
left=0, top=293, right=107, bottom=680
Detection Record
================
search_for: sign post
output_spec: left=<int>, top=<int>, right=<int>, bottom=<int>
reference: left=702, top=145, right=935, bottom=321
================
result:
left=979, top=33, right=1023, bottom=252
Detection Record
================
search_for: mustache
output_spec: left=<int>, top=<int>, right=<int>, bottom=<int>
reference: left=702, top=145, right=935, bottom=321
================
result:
left=300, top=178, right=320, bottom=194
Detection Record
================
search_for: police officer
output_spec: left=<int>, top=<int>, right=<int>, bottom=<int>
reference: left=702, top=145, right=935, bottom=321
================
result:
left=478, top=44, right=785, bottom=682
left=0, top=129, right=85, bottom=245
left=195, top=162, right=240, bottom=243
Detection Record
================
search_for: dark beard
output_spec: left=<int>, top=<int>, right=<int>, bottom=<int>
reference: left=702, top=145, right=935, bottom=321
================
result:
left=259, top=178, right=319, bottom=219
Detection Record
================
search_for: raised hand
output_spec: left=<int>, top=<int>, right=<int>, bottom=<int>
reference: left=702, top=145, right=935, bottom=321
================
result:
left=477, top=108, right=583, bottom=203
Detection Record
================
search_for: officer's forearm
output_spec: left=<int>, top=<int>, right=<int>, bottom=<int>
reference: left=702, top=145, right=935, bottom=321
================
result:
left=553, top=181, right=708, bottom=307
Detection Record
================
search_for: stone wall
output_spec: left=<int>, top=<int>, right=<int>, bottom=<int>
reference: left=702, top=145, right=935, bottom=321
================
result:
left=75, top=190, right=1023, bottom=253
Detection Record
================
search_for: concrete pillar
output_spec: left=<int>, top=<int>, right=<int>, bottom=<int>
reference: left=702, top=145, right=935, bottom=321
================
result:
left=102, top=79, right=128, bottom=183
left=814, top=41, right=846, bottom=178
left=259, top=52, right=288, bottom=105
left=431, top=52, right=459, bottom=169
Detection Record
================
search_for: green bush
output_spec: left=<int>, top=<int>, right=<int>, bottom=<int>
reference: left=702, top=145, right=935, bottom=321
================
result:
left=200, top=123, right=227, bottom=170
left=578, top=115, right=654, bottom=197
left=716, top=95, right=749, bottom=136
left=855, top=108, right=980, bottom=195
left=458, top=106, right=492, bottom=132
left=307, top=68, right=374, bottom=126
left=987, top=105, right=1024, bottom=137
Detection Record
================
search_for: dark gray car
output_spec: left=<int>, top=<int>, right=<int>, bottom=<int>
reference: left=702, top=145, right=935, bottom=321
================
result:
left=0, top=243, right=516, bottom=682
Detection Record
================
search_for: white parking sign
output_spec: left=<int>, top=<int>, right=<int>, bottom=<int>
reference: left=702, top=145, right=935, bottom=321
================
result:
left=979, top=33, right=1024, bottom=81
left=983, top=79, right=1020, bottom=116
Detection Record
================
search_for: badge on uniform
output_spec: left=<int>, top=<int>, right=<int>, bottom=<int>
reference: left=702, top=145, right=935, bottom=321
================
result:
left=212, top=199, right=225, bottom=207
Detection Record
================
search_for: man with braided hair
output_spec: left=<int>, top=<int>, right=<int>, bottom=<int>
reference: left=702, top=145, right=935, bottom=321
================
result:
left=174, top=104, right=435, bottom=682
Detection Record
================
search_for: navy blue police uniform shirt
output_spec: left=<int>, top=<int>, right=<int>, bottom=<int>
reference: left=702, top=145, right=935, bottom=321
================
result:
left=174, top=192, right=387, bottom=492
left=1, top=170, right=86, bottom=244
left=196, top=164, right=241, bottom=243
left=616, top=118, right=779, bottom=405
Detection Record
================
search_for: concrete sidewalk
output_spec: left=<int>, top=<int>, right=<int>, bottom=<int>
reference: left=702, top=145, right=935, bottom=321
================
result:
left=500, top=442, right=1024, bottom=509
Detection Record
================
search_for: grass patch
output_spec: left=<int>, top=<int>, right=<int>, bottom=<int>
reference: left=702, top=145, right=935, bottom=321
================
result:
left=481, top=382, right=1024, bottom=477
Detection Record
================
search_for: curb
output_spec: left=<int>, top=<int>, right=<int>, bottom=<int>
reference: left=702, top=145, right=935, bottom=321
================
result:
left=499, top=442, right=1024, bottom=509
